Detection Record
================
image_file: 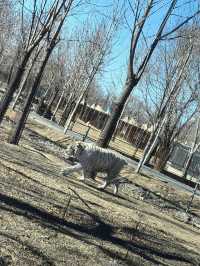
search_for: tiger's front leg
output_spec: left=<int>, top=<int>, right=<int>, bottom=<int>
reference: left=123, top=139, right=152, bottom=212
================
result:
left=97, top=171, right=112, bottom=190
left=61, top=163, right=82, bottom=176
left=79, top=169, right=86, bottom=181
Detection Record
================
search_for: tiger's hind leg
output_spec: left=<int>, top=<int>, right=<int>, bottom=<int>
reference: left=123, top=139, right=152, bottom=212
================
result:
left=97, top=180, right=107, bottom=189
left=87, top=170, right=97, bottom=180
left=98, top=170, right=119, bottom=194
left=79, top=169, right=96, bottom=181
left=113, top=183, right=118, bottom=195
left=97, top=180, right=118, bottom=195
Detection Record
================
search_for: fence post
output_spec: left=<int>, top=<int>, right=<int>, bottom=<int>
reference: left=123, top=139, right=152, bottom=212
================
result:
left=69, top=121, right=75, bottom=131
left=185, top=175, right=200, bottom=214
left=82, top=125, right=91, bottom=142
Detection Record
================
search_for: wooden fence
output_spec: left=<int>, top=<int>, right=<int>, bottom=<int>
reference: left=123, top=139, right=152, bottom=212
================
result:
left=75, top=104, right=151, bottom=150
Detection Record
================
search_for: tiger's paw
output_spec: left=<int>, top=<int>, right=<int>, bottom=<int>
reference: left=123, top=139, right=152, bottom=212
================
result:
left=61, top=169, right=69, bottom=176
left=113, top=185, right=118, bottom=195
left=97, top=182, right=106, bottom=190
left=79, top=176, right=85, bottom=181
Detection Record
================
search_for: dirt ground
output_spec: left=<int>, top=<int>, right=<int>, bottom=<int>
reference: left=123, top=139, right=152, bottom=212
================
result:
left=0, top=115, right=200, bottom=266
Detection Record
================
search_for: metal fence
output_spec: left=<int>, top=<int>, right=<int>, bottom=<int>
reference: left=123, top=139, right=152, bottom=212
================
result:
left=169, top=144, right=200, bottom=177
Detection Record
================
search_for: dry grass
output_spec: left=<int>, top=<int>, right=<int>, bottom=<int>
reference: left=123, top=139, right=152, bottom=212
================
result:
left=0, top=115, right=200, bottom=265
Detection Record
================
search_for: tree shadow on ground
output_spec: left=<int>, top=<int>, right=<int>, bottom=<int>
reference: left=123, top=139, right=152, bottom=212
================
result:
left=126, top=181, right=200, bottom=219
left=0, top=145, right=198, bottom=238
left=0, top=231, right=55, bottom=265
left=0, top=192, right=199, bottom=265
left=0, top=179, right=66, bottom=210
left=0, top=162, right=69, bottom=197
left=0, top=150, right=61, bottom=178
left=61, top=177, right=200, bottom=235
left=5, top=132, right=197, bottom=220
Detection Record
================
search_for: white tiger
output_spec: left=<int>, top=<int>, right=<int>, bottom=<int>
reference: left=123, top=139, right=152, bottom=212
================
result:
left=62, top=141, right=129, bottom=194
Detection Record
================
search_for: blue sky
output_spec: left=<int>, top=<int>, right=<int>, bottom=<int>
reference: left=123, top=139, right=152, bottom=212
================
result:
left=67, top=0, right=132, bottom=96
left=22, top=0, right=199, bottom=99
left=20, top=0, right=129, bottom=95
left=79, top=0, right=196, bottom=96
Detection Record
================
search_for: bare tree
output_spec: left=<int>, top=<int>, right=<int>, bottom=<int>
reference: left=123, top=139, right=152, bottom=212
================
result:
left=9, top=0, right=75, bottom=144
left=11, top=46, right=43, bottom=110
left=135, top=25, right=200, bottom=172
left=50, top=51, right=67, bottom=120
left=0, top=0, right=68, bottom=124
left=51, top=90, right=64, bottom=119
left=185, top=172, right=200, bottom=214
left=97, top=0, right=200, bottom=148
left=58, top=91, right=76, bottom=126
left=0, top=0, right=13, bottom=65
left=182, top=116, right=200, bottom=179
left=135, top=44, right=194, bottom=173
left=35, top=45, right=67, bottom=117
left=63, top=16, right=119, bottom=132
left=35, top=56, right=62, bottom=115
left=153, top=94, right=197, bottom=171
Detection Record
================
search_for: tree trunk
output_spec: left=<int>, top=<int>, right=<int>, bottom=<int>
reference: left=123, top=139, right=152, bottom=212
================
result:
left=79, top=97, right=88, bottom=120
left=58, top=93, right=74, bottom=126
left=0, top=52, right=31, bottom=124
left=135, top=116, right=166, bottom=173
left=135, top=132, right=155, bottom=173
left=11, top=58, right=34, bottom=110
left=9, top=78, right=39, bottom=144
left=64, top=89, right=87, bottom=133
left=97, top=77, right=137, bottom=147
left=153, top=142, right=170, bottom=172
left=9, top=49, right=50, bottom=144
left=43, top=89, right=58, bottom=118
left=133, top=128, right=145, bottom=156
left=7, top=46, right=23, bottom=85
left=182, top=118, right=200, bottom=179
left=51, top=90, right=65, bottom=121
left=182, top=152, right=194, bottom=180
left=36, top=85, right=51, bottom=114
left=186, top=176, right=200, bottom=214
left=7, top=60, right=16, bottom=85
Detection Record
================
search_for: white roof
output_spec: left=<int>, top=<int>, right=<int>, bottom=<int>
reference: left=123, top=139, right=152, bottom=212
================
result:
left=141, top=123, right=153, bottom=132
left=121, top=116, right=129, bottom=123
left=90, top=104, right=109, bottom=114
left=90, top=104, right=102, bottom=111
left=121, top=116, right=137, bottom=126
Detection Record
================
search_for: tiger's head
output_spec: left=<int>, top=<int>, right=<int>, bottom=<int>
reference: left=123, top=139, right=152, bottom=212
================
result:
left=66, top=141, right=85, bottom=160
